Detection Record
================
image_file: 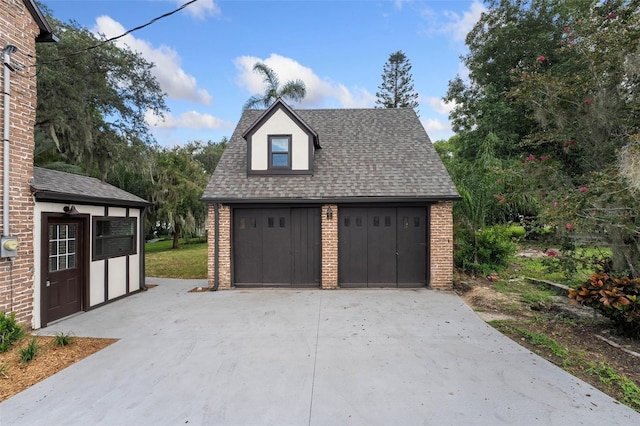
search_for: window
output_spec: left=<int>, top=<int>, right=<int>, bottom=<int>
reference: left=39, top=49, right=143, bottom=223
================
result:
left=93, top=217, right=136, bottom=260
left=49, top=224, right=77, bottom=272
left=269, top=135, right=291, bottom=169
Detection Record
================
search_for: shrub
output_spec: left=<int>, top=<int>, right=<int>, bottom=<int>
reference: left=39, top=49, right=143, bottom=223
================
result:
left=0, top=312, right=24, bottom=353
left=569, top=272, right=640, bottom=337
left=454, top=224, right=518, bottom=275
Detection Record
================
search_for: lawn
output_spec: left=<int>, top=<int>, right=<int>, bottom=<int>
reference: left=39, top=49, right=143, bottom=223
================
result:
left=145, top=238, right=207, bottom=279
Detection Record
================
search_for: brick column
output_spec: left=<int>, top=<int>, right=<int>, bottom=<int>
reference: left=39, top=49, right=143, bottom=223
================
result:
left=429, top=202, right=454, bottom=290
left=207, top=204, right=231, bottom=289
left=321, top=204, right=338, bottom=289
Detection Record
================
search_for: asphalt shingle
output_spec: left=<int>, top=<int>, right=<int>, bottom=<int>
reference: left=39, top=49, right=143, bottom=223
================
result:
left=203, top=106, right=459, bottom=203
left=32, top=167, right=148, bottom=206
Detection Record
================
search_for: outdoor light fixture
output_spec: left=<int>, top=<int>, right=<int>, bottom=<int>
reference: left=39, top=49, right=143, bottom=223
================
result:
left=326, top=206, right=333, bottom=220
left=63, top=205, right=79, bottom=216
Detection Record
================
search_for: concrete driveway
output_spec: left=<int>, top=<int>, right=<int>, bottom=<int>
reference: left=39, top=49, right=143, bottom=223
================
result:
left=1, top=278, right=638, bottom=425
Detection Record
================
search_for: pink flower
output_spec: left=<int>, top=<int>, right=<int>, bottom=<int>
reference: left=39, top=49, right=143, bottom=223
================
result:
left=553, top=201, right=558, bottom=207
left=537, top=55, right=546, bottom=62
left=541, top=155, right=549, bottom=161
left=525, top=154, right=536, bottom=163
left=607, top=12, right=617, bottom=19
left=583, top=98, right=594, bottom=105
left=563, top=26, right=571, bottom=33
left=579, top=186, right=587, bottom=192
left=546, top=250, right=558, bottom=257
left=565, top=223, right=574, bottom=231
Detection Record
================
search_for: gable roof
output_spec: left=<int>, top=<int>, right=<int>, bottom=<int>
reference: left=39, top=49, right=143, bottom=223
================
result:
left=203, top=106, right=459, bottom=204
left=242, top=98, right=321, bottom=149
left=32, top=167, right=149, bottom=207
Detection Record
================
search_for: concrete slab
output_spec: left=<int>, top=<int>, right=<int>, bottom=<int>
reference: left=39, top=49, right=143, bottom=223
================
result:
left=1, top=278, right=638, bottom=425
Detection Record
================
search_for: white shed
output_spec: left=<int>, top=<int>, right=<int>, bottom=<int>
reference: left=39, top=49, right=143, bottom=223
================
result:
left=31, top=167, right=149, bottom=328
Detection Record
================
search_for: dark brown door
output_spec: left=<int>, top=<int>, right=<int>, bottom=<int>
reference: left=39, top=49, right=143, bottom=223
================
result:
left=44, top=218, right=84, bottom=323
left=338, top=208, right=368, bottom=286
left=366, top=208, right=397, bottom=286
left=397, top=208, right=427, bottom=287
left=233, top=208, right=320, bottom=286
left=339, top=207, right=427, bottom=288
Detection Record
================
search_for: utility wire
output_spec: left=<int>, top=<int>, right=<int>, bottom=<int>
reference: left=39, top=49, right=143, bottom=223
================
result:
left=32, top=0, right=200, bottom=66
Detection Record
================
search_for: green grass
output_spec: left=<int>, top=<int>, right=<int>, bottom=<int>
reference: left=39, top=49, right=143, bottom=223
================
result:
left=145, top=239, right=207, bottom=279
left=587, top=362, right=640, bottom=411
left=492, top=279, right=556, bottom=308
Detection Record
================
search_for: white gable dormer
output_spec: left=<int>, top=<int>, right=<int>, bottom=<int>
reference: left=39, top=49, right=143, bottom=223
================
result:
left=243, top=98, right=320, bottom=175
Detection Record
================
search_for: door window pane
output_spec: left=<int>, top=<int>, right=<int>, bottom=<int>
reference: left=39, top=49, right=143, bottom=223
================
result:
left=49, top=224, right=78, bottom=272
left=373, top=216, right=380, bottom=227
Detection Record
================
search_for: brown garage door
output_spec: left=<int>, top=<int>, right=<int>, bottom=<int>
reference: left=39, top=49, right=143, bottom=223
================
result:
left=338, top=207, right=427, bottom=288
left=233, top=208, right=321, bottom=287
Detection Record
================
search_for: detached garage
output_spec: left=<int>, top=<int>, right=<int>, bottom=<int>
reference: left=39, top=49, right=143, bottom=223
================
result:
left=203, top=99, right=459, bottom=290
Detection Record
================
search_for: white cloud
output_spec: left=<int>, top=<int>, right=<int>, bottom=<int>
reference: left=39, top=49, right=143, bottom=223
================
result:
left=177, top=0, right=221, bottom=20
left=422, top=118, right=454, bottom=142
left=146, top=110, right=232, bottom=130
left=425, top=97, right=456, bottom=116
left=234, top=54, right=375, bottom=108
left=440, top=1, right=486, bottom=42
left=93, top=16, right=212, bottom=105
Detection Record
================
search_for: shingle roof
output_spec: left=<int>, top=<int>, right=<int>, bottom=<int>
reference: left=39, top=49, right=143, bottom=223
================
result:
left=32, top=167, right=149, bottom=207
left=202, top=106, right=459, bottom=203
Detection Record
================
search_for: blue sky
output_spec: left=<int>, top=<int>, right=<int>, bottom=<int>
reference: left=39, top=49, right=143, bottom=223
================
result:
left=39, top=0, right=486, bottom=146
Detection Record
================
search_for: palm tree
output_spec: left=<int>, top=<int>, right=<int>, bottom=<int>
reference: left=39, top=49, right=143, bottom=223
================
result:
left=243, top=62, right=306, bottom=109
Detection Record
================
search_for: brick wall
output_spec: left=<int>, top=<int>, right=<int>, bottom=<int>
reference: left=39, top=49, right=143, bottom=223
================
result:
left=321, top=204, right=338, bottom=289
left=429, top=201, right=454, bottom=290
left=0, top=0, right=40, bottom=327
left=207, top=204, right=231, bottom=289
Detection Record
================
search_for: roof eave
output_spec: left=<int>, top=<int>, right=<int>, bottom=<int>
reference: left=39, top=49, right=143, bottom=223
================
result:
left=23, top=0, right=58, bottom=43
left=33, top=190, right=150, bottom=208
left=201, top=195, right=461, bottom=205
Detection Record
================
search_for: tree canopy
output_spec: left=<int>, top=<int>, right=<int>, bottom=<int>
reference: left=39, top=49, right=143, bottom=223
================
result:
left=375, top=50, right=419, bottom=110
left=243, top=62, right=306, bottom=109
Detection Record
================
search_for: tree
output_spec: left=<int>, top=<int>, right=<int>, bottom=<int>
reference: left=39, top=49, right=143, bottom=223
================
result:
left=35, top=14, right=167, bottom=181
left=444, top=0, right=591, bottom=161
left=512, top=0, right=640, bottom=275
left=375, top=50, right=419, bottom=110
left=243, top=63, right=306, bottom=109
left=155, top=146, right=209, bottom=249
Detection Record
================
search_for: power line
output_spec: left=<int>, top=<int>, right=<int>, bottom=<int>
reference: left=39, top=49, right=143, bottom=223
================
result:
left=33, top=0, right=200, bottom=66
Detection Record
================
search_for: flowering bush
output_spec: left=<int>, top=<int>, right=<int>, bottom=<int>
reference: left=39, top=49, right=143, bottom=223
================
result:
left=569, top=272, right=640, bottom=337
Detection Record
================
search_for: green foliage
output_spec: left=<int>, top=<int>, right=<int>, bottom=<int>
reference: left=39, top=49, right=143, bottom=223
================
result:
left=53, top=332, right=74, bottom=347
left=244, top=62, right=306, bottom=109
left=587, top=362, right=640, bottom=411
left=455, top=225, right=518, bottom=275
left=0, top=312, right=24, bottom=353
left=375, top=50, right=419, bottom=110
left=517, top=328, right=567, bottom=358
left=569, top=272, right=640, bottom=337
left=20, top=337, right=38, bottom=364
left=35, top=14, right=167, bottom=181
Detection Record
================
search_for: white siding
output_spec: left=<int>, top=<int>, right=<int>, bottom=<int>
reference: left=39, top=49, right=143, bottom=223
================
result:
left=90, top=260, right=105, bottom=306
left=108, top=256, right=127, bottom=298
left=250, top=108, right=310, bottom=171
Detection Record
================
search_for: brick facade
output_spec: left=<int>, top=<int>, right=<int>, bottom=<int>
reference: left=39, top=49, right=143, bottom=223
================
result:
left=429, top=201, right=454, bottom=290
left=0, top=0, right=41, bottom=327
left=321, top=204, right=338, bottom=289
left=207, top=204, right=231, bottom=289
left=208, top=202, right=455, bottom=290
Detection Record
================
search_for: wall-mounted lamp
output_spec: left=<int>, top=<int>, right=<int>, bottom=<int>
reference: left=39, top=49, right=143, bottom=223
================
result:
left=326, top=206, right=333, bottom=220
left=63, top=205, right=79, bottom=216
